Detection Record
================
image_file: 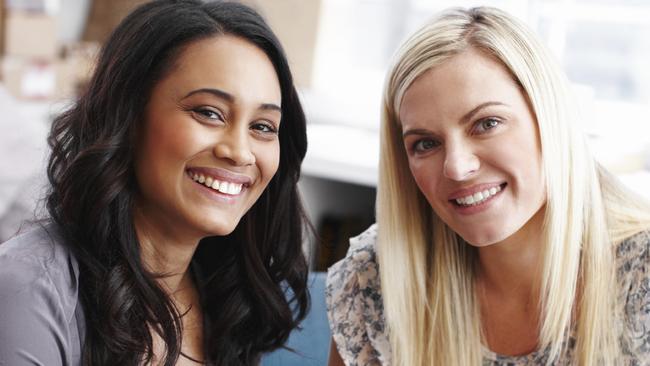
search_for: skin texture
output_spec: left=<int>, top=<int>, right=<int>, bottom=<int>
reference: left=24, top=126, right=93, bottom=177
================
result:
left=131, top=35, right=282, bottom=364
left=399, top=47, right=547, bottom=355
left=399, top=47, right=545, bottom=250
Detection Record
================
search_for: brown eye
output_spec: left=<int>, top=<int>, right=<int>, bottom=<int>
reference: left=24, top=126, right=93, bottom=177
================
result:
left=251, top=121, right=278, bottom=134
left=193, top=108, right=224, bottom=123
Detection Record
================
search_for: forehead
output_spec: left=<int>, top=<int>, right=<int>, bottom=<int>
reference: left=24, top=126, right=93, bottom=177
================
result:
left=399, top=48, right=528, bottom=127
left=158, top=34, right=282, bottom=105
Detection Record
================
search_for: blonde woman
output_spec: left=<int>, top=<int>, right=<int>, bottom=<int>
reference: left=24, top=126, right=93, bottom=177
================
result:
left=326, top=6, right=650, bottom=366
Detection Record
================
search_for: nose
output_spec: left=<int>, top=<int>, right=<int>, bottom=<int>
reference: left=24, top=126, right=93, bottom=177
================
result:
left=213, top=126, right=255, bottom=166
left=443, top=142, right=479, bottom=181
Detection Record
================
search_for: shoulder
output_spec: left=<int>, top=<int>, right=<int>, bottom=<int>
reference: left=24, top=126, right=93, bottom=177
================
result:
left=0, top=223, right=81, bottom=364
left=615, top=229, right=650, bottom=273
left=0, top=223, right=79, bottom=299
left=615, top=229, right=650, bottom=307
left=326, top=224, right=390, bottom=364
left=326, top=223, right=379, bottom=298
left=615, top=229, right=650, bottom=300
left=615, top=230, right=650, bottom=360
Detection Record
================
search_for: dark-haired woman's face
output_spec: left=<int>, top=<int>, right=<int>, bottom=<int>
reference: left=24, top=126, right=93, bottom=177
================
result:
left=133, top=35, right=281, bottom=240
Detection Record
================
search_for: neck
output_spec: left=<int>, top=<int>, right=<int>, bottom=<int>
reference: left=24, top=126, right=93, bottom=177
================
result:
left=132, top=203, right=206, bottom=363
left=476, top=209, right=545, bottom=298
left=133, top=207, right=201, bottom=294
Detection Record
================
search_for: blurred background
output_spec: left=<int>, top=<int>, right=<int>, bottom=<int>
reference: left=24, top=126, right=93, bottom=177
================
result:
left=0, top=0, right=648, bottom=364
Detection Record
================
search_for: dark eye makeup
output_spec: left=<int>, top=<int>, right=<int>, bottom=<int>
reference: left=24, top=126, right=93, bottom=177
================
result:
left=193, top=107, right=224, bottom=122
left=251, top=121, right=278, bottom=135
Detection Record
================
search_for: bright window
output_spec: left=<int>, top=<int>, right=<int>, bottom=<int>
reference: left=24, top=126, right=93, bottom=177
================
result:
left=303, top=0, right=650, bottom=192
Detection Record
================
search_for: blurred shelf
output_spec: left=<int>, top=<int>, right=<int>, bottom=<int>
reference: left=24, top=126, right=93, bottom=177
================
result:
left=303, top=123, right=379, bottom=187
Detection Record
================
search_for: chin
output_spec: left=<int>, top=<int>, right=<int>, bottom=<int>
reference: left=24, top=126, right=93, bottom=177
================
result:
left=212, top=223, right=239, bottom=236
left=195, top=218, right=240, bottom=238
left=457, top=228, right=508, bottom=248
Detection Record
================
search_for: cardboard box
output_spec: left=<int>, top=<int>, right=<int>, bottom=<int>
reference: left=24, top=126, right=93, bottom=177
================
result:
left=5, top=0, right=48, bottom=12
left=83, top=0, right=148, bottom=43
left=0, top=0, right=5, bottom=57
left=244, top=0, right=322, bottom=88
left=4, top=10, right=58, bottom=59
left=82, top=0, right=322, bottom=87
left=58, top=41, right=99, bottom=97
left=1, top=41, right=97, bottom=100
left=2, top=57, right=56, bottom=99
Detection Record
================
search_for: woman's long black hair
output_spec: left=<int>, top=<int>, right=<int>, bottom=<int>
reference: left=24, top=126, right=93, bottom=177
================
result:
left=46, top=1, right=310, bottom=364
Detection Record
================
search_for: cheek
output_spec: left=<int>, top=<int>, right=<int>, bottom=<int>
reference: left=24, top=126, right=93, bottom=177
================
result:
left=408, top=158, right=442, bottom=203
left=504, top=131, right=543, bottom=185
left=141, top=116, right=201, bottom=169
left=257, top=142, right=280, bottom=183
left=135, top=124, right=208, bottom=204
left=522, top=150, right=546, bottom=203
left=161, top=124, right=205, bottom=159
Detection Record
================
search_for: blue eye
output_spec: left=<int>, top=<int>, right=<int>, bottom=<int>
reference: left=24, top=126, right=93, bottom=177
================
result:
left=412, top=138, right=440, bottom=153
left=474, top=118, right=501, bottom=134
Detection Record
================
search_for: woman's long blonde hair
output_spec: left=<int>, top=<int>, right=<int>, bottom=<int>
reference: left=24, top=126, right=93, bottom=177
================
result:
left=377, top=6, right=650, bottom=365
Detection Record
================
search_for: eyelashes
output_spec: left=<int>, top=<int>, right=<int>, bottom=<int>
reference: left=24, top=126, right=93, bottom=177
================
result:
left=472, top=117, right=501, bottom=135
left=192, top=107, right=224, bottom=122
left=407, top=117, right=503, bottom=155
left=190, top=106, right=279, bottom=136
left=411, top=138, right=441, bottom=153
left=250, top=121, right=278, bottom=135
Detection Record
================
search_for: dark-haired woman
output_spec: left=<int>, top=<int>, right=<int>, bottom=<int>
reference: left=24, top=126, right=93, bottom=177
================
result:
left=0, top=1, right=310, bottom=365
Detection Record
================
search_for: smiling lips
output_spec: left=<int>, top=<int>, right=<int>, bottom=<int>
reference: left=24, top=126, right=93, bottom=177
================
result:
left=450, top=183, right=505, bottom=207
left=188, top=171, right=245, bottom=195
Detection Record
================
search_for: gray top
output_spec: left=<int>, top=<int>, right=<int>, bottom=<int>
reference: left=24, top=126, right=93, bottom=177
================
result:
left=0, top=224, right=84, bottom=366
left=326, top=224, right=650, bottom=365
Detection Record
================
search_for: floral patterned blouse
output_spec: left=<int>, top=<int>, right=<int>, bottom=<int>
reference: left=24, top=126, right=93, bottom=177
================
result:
left=325, top=224, right=650, bottom=365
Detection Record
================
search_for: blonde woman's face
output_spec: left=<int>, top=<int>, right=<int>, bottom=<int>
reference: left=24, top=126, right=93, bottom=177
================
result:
left=399, top=48, right=546, bottom=247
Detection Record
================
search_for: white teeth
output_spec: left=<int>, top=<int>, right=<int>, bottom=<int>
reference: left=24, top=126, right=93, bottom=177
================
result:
left=189, top=171, right=244, bottom=196
left=455, top=185, right=502, bottom=207
left=226, top=182, right=235, bottom=194
left=229, top=183, right=237, bottom=194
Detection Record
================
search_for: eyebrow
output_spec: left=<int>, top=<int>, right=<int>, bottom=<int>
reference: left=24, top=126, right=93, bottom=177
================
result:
left=402, top=101, right=507, bottom=138
left=183, top=88, right=282, bottom=113
left=461, top=101, right=507, bottom=124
